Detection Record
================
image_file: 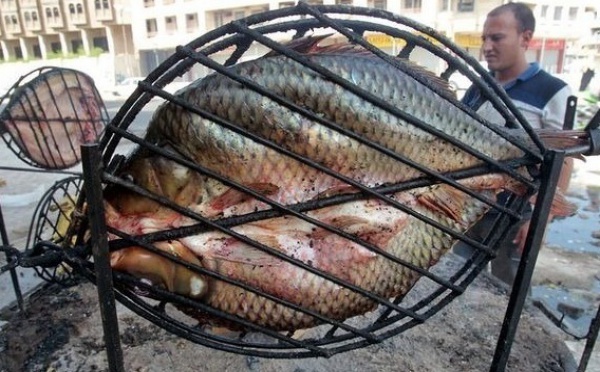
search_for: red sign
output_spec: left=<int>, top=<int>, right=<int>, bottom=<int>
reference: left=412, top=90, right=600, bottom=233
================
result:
left=529, top=38, right=565, bottom=50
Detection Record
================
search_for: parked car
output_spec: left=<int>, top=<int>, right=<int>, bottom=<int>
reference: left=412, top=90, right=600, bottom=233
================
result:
left=112, top=77, right=145, bottom=97
left=112, top=77, right=191, bottom=98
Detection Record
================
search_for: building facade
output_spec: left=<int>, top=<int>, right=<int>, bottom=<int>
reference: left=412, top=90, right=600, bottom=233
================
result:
left=0, top=0, right=598, bottom=86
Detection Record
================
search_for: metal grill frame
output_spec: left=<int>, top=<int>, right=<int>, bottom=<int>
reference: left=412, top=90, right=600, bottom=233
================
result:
left=67, top=2, right=550, bottom=360
left=0, top=66, right=110, bottom=169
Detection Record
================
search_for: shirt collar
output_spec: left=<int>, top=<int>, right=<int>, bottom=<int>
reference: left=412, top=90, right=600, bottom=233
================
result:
left=503, top=62, right=541, bottom=90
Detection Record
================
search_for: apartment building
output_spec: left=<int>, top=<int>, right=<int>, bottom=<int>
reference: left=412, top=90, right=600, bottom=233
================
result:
left=0, top=0, right=598, bottom=84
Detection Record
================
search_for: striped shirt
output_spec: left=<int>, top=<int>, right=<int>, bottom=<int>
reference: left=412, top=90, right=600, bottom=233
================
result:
left=462, top=62, right=571, bottom=129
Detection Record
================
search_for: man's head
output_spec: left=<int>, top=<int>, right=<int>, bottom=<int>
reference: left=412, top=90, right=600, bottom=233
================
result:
left=482, top=2, right=535, bottom=82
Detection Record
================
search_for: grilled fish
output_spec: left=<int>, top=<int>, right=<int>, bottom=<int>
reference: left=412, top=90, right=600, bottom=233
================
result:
left=0, top=68, right=105, bottom=169
left=103, top=38, right=576, bottom=331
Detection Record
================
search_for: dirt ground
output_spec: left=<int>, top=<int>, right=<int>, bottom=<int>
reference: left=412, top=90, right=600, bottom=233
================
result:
left=0, top=252, right=587, bottom=372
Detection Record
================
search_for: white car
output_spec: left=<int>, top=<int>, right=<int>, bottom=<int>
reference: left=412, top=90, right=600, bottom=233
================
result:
left=112, top=77, right=191, bottom=98
left=112, top=77, right=145, bottom=98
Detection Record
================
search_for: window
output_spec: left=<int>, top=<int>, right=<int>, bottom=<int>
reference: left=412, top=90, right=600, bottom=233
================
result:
left=51, top=42, right=61, bottom=53
left=404, top=0, right=422, bottom=9
left=335, top=0, right=352, bottom=4
left=146, top=18, right=157, bottom=37
left=553, top=6, right=562, bottom=21
left=234, top=10, right=245, bottom=19
left=440, top=0, right=450, bottom=11
left=46, top=7, right=52, bottom=18
left=143, top=0, right=155, bottom=8
left=14, top=46, right=23, bottom=59
left=11, top=15, right=17, bottom=24
left=368, top=0, right=386, bottom=9
left=76, top=4, right=83, bottom=13
left=69, top=4, right=75, bottom=14
left=540, top=5, right=548, bottom=18
left=32, top=12, right=38, bottom=21
left=213, top=11, right=231, bottom=28
left=71, top=39, right=83, bottom=53
left=457, top=0, right=473, bottom=12
left=93, top=36, right=108, bottom=52
left=95, top=0, right=100, bottom=10
left=568, top=7, right=577, bottom=20
left=33, top=44, right=42, bottom=58
left=24, top=12, right=31, bottom=22
left=165, top=15, right=177, bottom=33
left=279, top=1, right=294, bottom=8
left=53, top=7, right=60, bottom=17
left=186, top=13, right=198, bottom=32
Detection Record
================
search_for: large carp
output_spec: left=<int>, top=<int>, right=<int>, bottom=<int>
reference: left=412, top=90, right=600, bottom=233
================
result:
left=103, top=38, right=576, bottom=331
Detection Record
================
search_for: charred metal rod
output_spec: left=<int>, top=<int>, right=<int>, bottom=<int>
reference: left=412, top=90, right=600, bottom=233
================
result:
left=81, top=144, right=124, bottom=372
left=0, top=203, right=24, bottom=311
left=577, top=303, right=600, bottom=372
left=490, top=150, right=566, bottom=372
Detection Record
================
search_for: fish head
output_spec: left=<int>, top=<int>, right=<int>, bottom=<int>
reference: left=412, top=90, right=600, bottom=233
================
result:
left=105, top=148, right=205, bottom=216
left=110, top=241, right=209, bottom=299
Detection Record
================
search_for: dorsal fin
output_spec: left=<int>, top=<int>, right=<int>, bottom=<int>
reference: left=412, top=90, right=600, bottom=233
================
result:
left=265, top=34, right=454, bottom=95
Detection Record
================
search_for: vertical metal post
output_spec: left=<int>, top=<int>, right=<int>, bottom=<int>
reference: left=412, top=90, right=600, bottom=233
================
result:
left=81, top=143, right=125, bottom=372
left=563, top=96, right=577, bottom=130
left=0, top=203, right=24, bottom=311
left=490, top=150, right=566, bottom=372
left=577, top=303, right=600, bottom=372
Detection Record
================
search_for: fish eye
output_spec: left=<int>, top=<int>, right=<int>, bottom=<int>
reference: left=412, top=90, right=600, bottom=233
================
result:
left=122, top=173, right=135, bottom=183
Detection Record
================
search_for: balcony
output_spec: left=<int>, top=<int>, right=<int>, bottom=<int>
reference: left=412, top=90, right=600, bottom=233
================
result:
left=2, top=13, right=22, bottom=36
left=94, top=0, right=114, bottom=22
left=67, top=3, right=89, bottom=26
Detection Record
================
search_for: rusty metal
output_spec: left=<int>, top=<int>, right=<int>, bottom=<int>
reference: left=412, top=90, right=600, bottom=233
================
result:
left=81, top=143, right=125, bottom=372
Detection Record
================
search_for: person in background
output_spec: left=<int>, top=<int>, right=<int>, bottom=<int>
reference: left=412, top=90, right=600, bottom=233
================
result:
left=453, top=2, right=574, bottom=287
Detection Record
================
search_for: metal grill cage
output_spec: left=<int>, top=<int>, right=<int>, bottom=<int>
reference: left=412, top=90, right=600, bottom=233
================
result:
left=0, top=67, right=109, bottom=170
left=69, top=3, right=549, bottom=358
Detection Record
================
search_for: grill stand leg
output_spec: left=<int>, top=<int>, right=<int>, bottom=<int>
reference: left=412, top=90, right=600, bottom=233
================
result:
left=490, top=150, right=566, bottom=372
left=577, top=303, right=600, bottom=372
left=0, top=203, right=24, bottom=311
left=81, top=144, right=125, bottom=372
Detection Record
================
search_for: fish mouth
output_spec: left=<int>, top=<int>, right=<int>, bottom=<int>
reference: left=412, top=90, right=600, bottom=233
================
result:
left=110, top=242, right=208, bottom=299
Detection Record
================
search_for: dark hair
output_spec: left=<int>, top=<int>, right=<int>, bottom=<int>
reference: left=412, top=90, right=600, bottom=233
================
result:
left=488, top=2, right=536, bottom=33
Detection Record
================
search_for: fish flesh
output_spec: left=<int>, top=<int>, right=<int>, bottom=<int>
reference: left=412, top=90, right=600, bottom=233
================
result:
left=102, top=38, right=576, bottom=331
left=0, top=68, right=106, bottom=169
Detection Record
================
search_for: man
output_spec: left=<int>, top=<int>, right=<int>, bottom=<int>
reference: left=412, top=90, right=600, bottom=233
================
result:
left=454, top=2, right=573, bottom=287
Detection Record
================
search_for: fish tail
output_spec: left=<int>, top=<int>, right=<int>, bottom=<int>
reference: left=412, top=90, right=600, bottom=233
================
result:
left=548, top=189, right=578, bottom=218
left=537, top=129, right=589, bottom=154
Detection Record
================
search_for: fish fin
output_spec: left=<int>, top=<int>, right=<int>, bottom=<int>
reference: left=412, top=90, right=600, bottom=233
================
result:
left=263, top=34, right=334, bottom=57
left=312, top=214, right=404, bottom=248
left=311, top=216, right=370, bottom=240
left=536, top=189, right=578, bottom=218
left=209, top=183, right=279, bottom=211
left=398, top=59, right=454, bottom=95
left=314, top=185, right=358, bottom=199
left=536, top=129, right=588, bottom=160
left=417, top=184, right=468, bottom=222
left=212, top=234, right=285, bottom=266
